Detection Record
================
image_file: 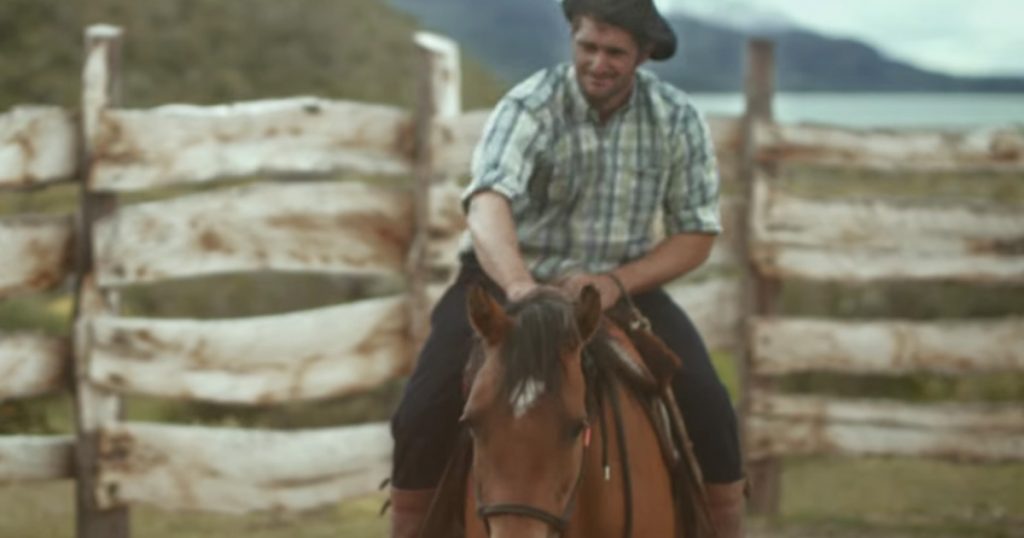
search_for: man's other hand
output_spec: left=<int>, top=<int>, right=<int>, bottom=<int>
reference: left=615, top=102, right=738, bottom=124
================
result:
left=558, top=273, right=622, bottom=310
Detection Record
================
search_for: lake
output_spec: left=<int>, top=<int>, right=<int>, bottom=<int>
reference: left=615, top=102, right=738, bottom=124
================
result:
left=688, top=93, right=1024, bottom=129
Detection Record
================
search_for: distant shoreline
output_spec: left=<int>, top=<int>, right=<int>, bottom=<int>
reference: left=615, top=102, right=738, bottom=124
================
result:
left=688, top=92, right=1024, bottom=128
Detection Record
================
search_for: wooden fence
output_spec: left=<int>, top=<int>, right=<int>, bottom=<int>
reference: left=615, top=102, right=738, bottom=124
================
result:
left=0, top=27, right=1021, bottom=536
left=736, top=41, right=1024, bottom=512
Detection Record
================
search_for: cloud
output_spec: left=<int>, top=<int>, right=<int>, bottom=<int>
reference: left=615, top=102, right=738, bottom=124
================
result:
left=661, top=0, right=1024, bottom=76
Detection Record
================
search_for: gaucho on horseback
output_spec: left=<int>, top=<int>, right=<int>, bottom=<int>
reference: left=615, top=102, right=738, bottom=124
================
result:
left=389, top=0, right=746, bottom=535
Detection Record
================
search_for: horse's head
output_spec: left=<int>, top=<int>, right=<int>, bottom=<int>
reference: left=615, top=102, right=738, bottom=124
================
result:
left=462, top=284, right=601, bottom=537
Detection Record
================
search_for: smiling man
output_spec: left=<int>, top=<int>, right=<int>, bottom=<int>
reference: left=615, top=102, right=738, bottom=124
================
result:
left=389, top=1, right=745, bottom=536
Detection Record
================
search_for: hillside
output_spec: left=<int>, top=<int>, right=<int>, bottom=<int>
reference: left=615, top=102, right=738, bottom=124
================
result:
left=0, top=0, right=505, bottom=111
left=387, top=0, right=1024, bottom=93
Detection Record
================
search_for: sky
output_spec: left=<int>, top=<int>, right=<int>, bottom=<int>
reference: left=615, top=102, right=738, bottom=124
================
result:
left=660, top=0, right=1024, bottom=77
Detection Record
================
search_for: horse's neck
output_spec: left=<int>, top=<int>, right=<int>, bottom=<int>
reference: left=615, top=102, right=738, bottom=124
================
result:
left=574, top=376, right=675, bottom=537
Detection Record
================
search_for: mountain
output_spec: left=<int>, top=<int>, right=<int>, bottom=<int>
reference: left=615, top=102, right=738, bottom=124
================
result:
left=669, top=0, right=797, bottom=33
left=386, top=0, right=1024, bottom=93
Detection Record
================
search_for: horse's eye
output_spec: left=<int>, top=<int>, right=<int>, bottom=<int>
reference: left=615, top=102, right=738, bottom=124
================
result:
left=567, top=418, right=588, bottom=440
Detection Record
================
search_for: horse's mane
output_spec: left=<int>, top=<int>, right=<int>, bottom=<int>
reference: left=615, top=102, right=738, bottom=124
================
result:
left=464, top=287, right=630, bottom=406
left=499, top=289, right=581, bottom=400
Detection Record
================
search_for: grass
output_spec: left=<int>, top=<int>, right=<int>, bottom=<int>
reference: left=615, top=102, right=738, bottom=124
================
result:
left=3, top=458, right=1022, bottom=538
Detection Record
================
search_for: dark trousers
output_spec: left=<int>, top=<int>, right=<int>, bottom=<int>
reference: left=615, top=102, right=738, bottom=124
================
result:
left=390, top=259, right=743, bottom=488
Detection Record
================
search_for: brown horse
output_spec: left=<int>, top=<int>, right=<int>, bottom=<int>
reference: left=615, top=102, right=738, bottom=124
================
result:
left=452, top=284, right=703, bottom=538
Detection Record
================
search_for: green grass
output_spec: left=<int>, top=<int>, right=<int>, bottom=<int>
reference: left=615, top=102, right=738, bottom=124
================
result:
left=4, top=458, right=1022, bottom=538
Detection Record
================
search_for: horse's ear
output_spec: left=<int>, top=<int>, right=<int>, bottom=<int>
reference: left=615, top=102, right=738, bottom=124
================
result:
left=467, top=284, right=512, bottom=345
left=575, top=284, right=601, bottom=343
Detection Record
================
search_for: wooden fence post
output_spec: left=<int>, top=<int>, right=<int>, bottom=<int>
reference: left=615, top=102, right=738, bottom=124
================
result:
left=736, top=38, right=781, bottom=516
left=407, top=32, right=461, bottom=351
left=73, top=24, right=128, bottom=538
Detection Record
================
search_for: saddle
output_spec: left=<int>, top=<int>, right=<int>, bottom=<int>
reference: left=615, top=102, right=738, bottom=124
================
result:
left=418, top=303, right=715, bottom=538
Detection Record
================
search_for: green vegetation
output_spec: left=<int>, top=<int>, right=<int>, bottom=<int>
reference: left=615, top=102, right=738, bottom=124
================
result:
left=0, top=0, right=506, bottom=112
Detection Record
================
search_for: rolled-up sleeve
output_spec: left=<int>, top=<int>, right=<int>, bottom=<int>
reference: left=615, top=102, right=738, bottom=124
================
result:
left=461, top=98, right=546, bottom=212
left=662, top=103, right=722, bottom=235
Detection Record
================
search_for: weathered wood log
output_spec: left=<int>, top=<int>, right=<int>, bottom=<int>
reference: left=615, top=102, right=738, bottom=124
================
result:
left=664, top=276, right=741, bottom=351
left=93, top=181, right=413, bottom=286
left=433, top=109, right=489, bottom=180
left=0, top=106, right=77, bottom=189
left=0, top=435, right=75, bottom=482
left=756, top=121, right=1024, bottom=170
left=96, top=422, right=392, bottom=514
left=425, top=180, right=466, bottom=272
left=0, top=214, right=75, bottom=299
left=408, top=32, right=462, bottom=351
left=750, top=177, right=1024, bottom=282
left=0, top=333, right=68, bottom=399
left=89, top=97, right=413, bottom=191
left=739, top=40, right=783, bottom=516
left=751, top=317, right=1024, bottom=375
left=754, top=248, right=1024, bottom=283
left=748, top=393, right=1024, bottom=462
left=86, top=295, right=411, bottom=404
left=75, top=27, right=130, bottom=537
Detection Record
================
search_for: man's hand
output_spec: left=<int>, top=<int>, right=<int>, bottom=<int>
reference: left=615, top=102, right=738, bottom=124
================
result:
left=559, top=273, right=622, bottom=310
left=504, top=279, right=539, bottom=303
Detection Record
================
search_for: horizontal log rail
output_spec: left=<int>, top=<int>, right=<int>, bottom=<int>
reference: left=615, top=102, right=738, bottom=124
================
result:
left=0, top=333, right=69, bottom=399
left=750, top=176, right=1024, bottom=283
left=0, top=215, right=75, bottom=299
left=93, top=181, right=413, bottom=286
left=0, top=106, right=78, bottom=189
left=88, top=98, right=414, bottom=191
left=96, top=422, right=392, bottom=514
left=748, top=393, right=1024, bottom=462
left=86, top=296, right=411, bottom=404
left=751, top=317, right=1024, bottom=375
left=0, top=435, right=75, bottom=482
left=755, top=121, right=1024, bottom=171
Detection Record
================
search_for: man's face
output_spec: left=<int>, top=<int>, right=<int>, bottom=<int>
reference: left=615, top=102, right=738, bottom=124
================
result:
left=572, top=16, right=649, bottom=114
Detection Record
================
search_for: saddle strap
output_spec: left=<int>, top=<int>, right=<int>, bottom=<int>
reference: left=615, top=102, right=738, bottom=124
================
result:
left=660, top=387, right=717, bottom=538
left=603, top=275, right=682, bottom=388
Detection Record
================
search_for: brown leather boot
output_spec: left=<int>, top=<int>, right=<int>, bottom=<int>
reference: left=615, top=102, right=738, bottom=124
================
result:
left=389, top=487, right=435, bottom=538
left=705, top=480, right=746, bottom=538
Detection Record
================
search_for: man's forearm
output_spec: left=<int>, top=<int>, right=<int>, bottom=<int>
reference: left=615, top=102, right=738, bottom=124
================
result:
left=609, top=233, right=716, bottom=295
left=466, top=192, right=536, bottom=296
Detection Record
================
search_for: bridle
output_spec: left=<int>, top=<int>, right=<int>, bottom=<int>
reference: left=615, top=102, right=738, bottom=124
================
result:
left=473, top=425, right=590, bottom=535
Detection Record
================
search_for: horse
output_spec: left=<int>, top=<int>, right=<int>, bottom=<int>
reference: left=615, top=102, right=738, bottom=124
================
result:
left=429, top=283, right=711, bottom=538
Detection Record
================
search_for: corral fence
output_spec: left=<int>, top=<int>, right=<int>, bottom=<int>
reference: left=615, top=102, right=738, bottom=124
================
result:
left=0, top=25, right=1021, bottom=537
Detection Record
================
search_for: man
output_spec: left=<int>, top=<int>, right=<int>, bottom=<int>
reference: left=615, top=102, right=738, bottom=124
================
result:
left=390, top=0, right=745, bottom=536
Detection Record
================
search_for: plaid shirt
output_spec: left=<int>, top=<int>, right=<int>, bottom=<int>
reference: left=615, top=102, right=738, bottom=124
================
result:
left=462, top=64, right=721, bottom=281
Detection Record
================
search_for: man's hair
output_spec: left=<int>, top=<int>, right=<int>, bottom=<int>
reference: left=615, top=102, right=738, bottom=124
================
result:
left=569, top=12, right=653, bottom=53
